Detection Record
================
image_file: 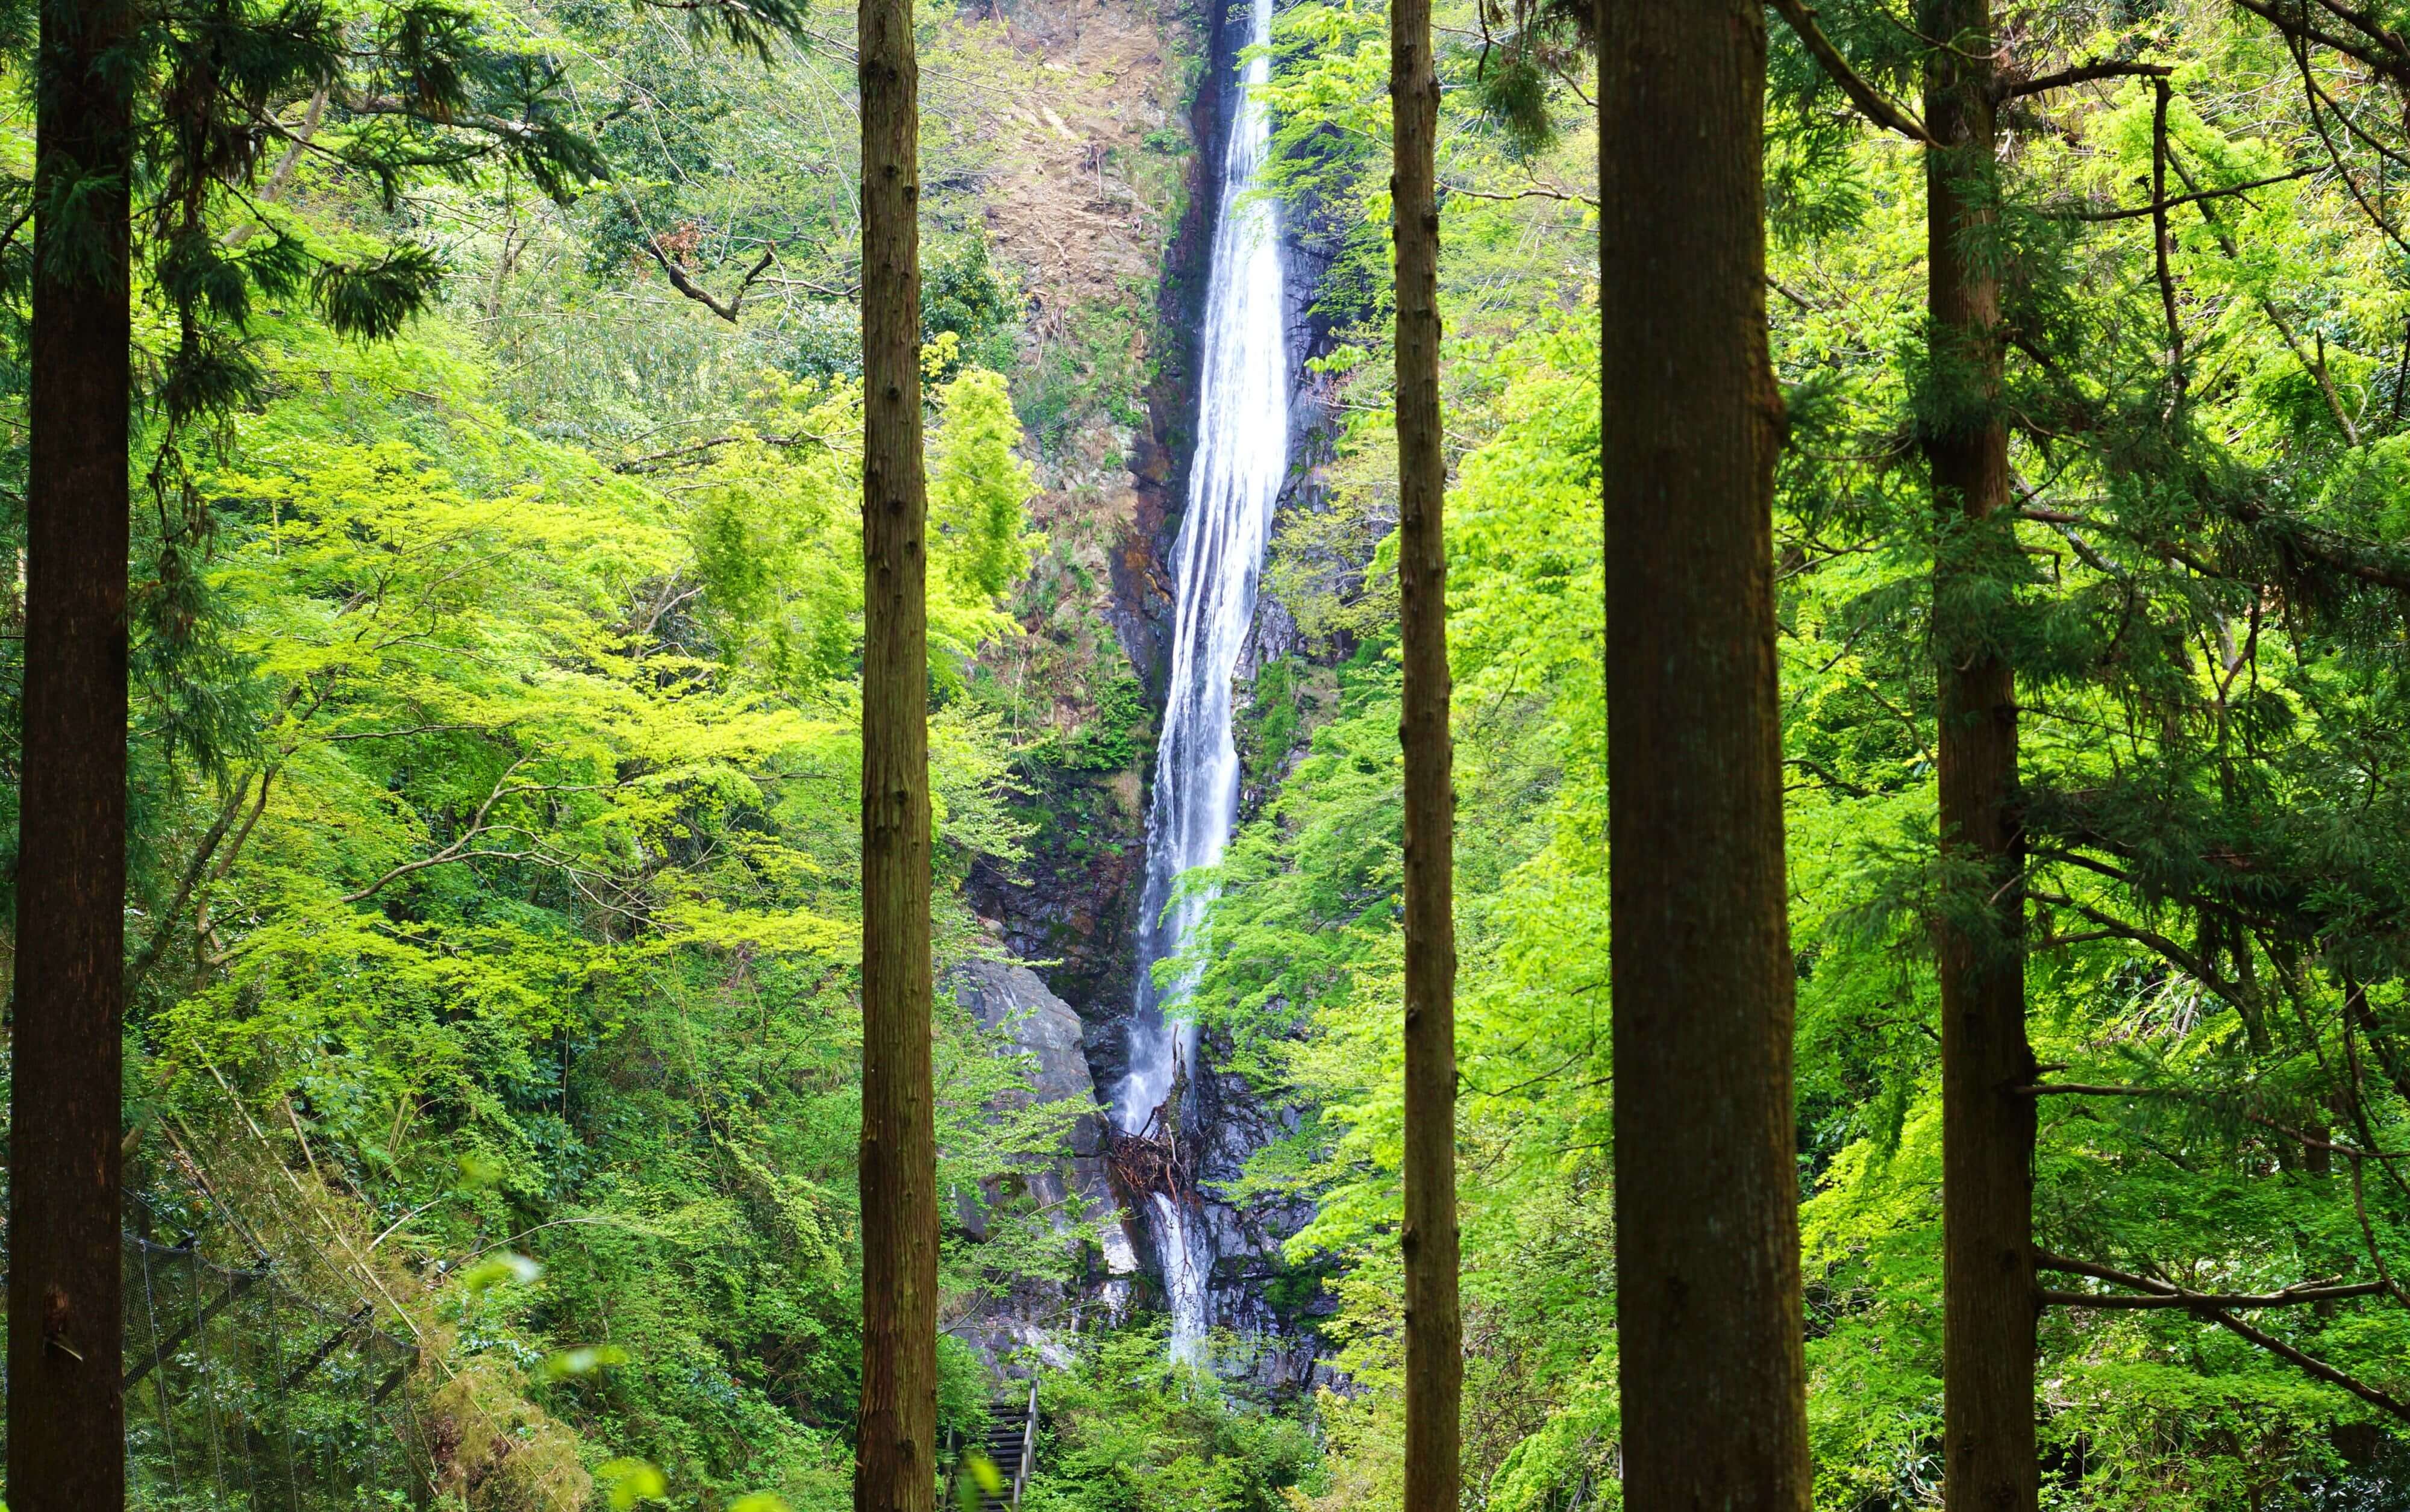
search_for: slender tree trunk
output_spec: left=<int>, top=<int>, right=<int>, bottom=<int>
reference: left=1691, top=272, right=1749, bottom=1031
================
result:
left=1598, top=4, right=1809, bottom=1508
left=1392, top=0, right=1460, bottom=1506
left=1920, top=3, right=2038, bottom=1508
left=855, top=0, right=936, bottom=1503
left=8, top=0, right=134, bottom=1502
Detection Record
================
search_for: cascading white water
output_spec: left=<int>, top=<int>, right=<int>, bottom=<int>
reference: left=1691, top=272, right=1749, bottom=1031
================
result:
left=1112, top=0, right=1288, bottom=1364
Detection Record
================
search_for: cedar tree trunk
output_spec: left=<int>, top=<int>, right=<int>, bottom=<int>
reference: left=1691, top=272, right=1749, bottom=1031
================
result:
left=854, top=0, right=937, bottom=1505
left=1920, top=2, right=2038, bottom=1508
left=8, top=0, right=135, bottom=1501
left=1392, top=0, right=1462, bottom=1507
left=1599, top=2, right=1811, bottom=1507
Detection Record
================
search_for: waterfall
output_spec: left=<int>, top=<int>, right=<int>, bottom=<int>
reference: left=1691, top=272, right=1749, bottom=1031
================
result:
left=1112, top=0, right=1288, bottom=1363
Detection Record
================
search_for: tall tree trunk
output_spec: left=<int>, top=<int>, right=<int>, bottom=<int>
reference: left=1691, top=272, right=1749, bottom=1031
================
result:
left=8, top=0, right=135, bottom=1501
left=1392, top=0, right=1460, bottom=1507
left=854, top=0, right=936, bottom=1504
left=1920, top=2, right=2038, bottom=1508
left=1598, top=4, right=1809, bottom=1508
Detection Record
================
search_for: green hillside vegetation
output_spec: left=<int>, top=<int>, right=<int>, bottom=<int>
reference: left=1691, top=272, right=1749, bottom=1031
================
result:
left=8, top=0, right=2410, bottom=1507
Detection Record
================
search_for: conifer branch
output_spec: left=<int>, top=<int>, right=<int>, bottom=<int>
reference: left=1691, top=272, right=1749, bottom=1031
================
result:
left=2038, top=1253, right=2383, bottom=1310
left=2019, top=1081, right=2410, bottom=1162
left=2026, top=889, right=2247, bottom=1007
left=1765, top=0, right=1938, bottom=146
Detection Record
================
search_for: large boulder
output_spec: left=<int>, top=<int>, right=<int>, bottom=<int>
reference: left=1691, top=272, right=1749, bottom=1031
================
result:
left=950, top=957, right=1141, bottom=1368
left=959, top=957, right=1102, bottom=1115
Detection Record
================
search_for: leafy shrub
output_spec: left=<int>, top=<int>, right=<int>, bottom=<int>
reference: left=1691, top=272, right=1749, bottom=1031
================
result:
left=1019, top=1326, right=1323, bottom=1512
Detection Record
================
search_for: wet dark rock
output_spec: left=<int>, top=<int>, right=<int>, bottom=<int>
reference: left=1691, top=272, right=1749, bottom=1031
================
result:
left=1186, top=1042, right=1331, bottom=1388
left=966, top=767, right=1146, bottom=1037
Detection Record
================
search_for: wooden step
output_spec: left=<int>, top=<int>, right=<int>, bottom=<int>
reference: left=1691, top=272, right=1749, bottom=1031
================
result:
left=960, top=1387, right=1038, bottom=1512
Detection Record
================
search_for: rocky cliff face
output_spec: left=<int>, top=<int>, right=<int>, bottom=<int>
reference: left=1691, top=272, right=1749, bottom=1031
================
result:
left=950, top=960, right=1133, bottom=1369
left=960, top=0, right=1340, bottom=1393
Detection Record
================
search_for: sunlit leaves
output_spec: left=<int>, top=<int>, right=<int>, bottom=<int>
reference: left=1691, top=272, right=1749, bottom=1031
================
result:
left=596, top=1457, right=668, bottom=1508
left=460, top=1251, right=542, bottom=1294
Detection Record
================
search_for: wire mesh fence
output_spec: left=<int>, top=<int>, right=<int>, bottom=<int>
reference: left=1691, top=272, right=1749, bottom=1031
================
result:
left=7, top=1176, right=435, bottom=1510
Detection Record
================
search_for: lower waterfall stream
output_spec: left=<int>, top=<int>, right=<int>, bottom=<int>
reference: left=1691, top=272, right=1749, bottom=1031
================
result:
left=1111, top=0, right=1288, bottom=1363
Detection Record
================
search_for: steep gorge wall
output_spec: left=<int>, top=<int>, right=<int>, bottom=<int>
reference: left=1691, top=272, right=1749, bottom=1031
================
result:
left=963, top=0, right=1341, bottom=1388
left=963, top=0, right=1216, bottom=1029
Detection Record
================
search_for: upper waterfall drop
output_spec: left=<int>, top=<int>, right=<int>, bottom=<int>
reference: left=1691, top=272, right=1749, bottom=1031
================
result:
left=1112, top=0, right=1289, bottom=1361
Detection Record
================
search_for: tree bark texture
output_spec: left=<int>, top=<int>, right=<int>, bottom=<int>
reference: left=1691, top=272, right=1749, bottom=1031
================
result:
left=854, top=0, right=936, bottom=1505
left=1598, top=4, right=1810, bottom=1508
left=8, top=0, right=134, bottom=1499
left=1392, top=0, right=1460, bottom=1508
left=1920, top=2, right=2039, bottom=1508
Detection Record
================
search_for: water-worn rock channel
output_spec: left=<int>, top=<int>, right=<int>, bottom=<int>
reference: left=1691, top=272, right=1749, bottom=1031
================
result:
left=960, top=0, right=1333, bottom=1389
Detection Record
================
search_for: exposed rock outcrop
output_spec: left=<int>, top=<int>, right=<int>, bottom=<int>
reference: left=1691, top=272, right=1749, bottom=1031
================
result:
left=950, top=958, right=1139, bottom=1370
left=959, top=0, right=1342, bottom=1396
left=954, top=957, right=1121, bottom=1248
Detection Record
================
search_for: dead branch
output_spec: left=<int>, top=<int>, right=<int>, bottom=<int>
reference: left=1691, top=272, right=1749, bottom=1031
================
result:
left=2039, top=1249, right=2410, bottom=1420
left=2002, top=58, right=2172, bottom=99
left=640, top=240, right=777, bottom=323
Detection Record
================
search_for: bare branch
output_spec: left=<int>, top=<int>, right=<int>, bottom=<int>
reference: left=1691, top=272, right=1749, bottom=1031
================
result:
left=343, top=755, right=531, bottom=903
left=2061, top=167, right=2314, bottom=223
left=2152, top=78, right=2186, bottom=405
left=2040, top=1257, right=2383, bottom=1308
left=322, top=722, right=501, bottom=743
left=2228, top=0, right=2410, bottom=87
left=640, top=240, right=778, bottom=323
left=613, top=429, right=828, bottom=472
left=1439, top=179, right=1598, bottom=208
left=225, top=90, right=328, bottom=248
left=2287, top=30, right=2410, bottom=267
left=2002, top=58, right=2172, bottom=99
left=2039, top=1285, right=2385, bottom=1308
left=128, top=773, right=262, bottom=994
left=2169, top=152, right=2365, bottom=446
left=2211, top=1305, right=2410, bottom=1421
left=2039, top=1251, right=2410, bottom=1421
left=0, top=200, right=33, bottom=263
left=2027, top=888, right=2247, bottom=1007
